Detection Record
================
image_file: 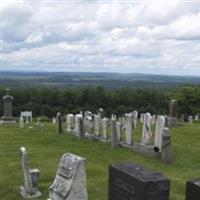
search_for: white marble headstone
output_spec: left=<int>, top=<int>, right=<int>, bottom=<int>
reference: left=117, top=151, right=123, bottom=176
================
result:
left=154, top=115, right=166, bottom=151
left=141, top=113, right=152, bottom=145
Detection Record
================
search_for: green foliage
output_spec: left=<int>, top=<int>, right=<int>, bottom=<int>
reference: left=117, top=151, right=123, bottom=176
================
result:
left=169, top=85, right=200, bottom=116
left=0, top=85, right=199, bottom=118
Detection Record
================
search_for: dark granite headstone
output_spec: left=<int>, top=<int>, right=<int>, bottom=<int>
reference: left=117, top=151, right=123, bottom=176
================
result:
left=186, top=178, right=200, bottom=200
left=109, top=162, right=170, bottom=200
left=167, top=99, right=178, bottom=127
left=1, top=89, right=16, bottom=124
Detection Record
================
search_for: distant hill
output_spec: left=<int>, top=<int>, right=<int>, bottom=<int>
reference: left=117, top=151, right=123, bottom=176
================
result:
left=0, top=71, right=200, bottom=89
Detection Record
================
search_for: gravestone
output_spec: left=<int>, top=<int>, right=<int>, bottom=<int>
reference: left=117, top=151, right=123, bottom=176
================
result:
left=161, top=128, right=173, bottom=164
left=188, top=115, right=193, bottom=124
left=186, top=178, right=200, bottom=200
left=194, top=115, right=199, bottom=121
left=141, top=113, right=152, bottom=145
left=1, top=89, right=16, bottom=124
left=167, top=99, right=177, bottom=127
left=124, top=114, right=133, bottom=145
left=181, top=114, right=185, bottom=122
left=154, top=115, right=166, bottom=152
left=20, top=147, right=41, bottom=198
left=19, top=116, right=25, bottom=128
left=132, top=111, right=138, bottom=129
left=74, top=114, right=82, bottom=133
left=52, top=117, right=56, bottom=124
left=109, top=162, right=170, bottom=200
left=111, top=119, right=119, bottom=148
left=66, top=114, right=74, bottom=132
left=21, top=111, right=33, bottom=124
left=102, top=117, right=109, bottom=140
left=56, top=112, right=63, bottom=134
left=94, top=115, right=101, bottom=137
left=48, top=153, right=88, bottom=200
left=140, top=113, right=144, bottom=123
left=116, top=122, right=122, bottom=142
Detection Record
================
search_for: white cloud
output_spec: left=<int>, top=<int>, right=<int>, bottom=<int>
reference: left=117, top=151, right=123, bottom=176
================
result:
left=2, top=0, right=200, bottom=75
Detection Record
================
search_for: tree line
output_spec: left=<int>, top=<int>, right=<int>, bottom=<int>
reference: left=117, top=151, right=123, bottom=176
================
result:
left=0, top=85, right=199, bottom=118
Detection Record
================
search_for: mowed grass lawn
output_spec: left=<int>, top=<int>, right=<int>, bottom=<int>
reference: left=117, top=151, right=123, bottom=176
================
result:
left=0, top=122, right=200, bottom=200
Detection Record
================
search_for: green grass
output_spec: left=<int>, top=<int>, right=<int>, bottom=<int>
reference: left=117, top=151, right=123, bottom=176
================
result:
left=0, top=122, right=200, bottom=200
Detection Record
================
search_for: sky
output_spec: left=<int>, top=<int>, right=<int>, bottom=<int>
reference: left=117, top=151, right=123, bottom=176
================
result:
left=1, top=0, right=200, bottom=75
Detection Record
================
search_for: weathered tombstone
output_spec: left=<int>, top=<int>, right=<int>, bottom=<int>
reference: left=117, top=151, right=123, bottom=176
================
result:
left=74, top=114, right=82, bottom=133
left=1, top=89, right=16, bottom=124
left=20, top=147, right=41, bottom=198
left=109, top=162, right=170, bottom=200
left=111, top=114, right=116, bottom=120
left=124, top=113, right=133, bottom=145
left=167, top=99, right=178, bottom=127
left=56, top=112, right=63, bottom=134
left=116, top=122, right=122, bottom=142
left=194, top=115, right=199, bottom=121
left=21, top=111, right=33, bottom=124
left=154, top=115, right=166, bottom=152
left=141, top=113, right=152, bottom=145
left=102, top=117, right=109, bottom=140
left=181, top=114, right=185, bottom=122
left=188, top=115, right=193, bottom=124
left=161, top=128, right=173, bottom=164
left=111, top=119, right=119, bottom=148
left=77, top=116, right=85, bottom=139
left=186, top=178, right=200, bottom=200
left=66, top=114, right=74, bottom=132
left=19, top=116, right=25, bottom=128
left=131, top=111, right=138, bottom=129
left=94, top=115, right=101, bottom=137
left=48, top=153, right=88, bottom=200
left=140, top=113, right=144, bottom=123
left=52, top=117, right=56, bottom=124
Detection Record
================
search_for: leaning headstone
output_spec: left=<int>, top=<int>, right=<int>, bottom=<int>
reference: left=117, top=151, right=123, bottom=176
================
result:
left=154, top=115, right=166, bottom=152
left=141, top=113, right=152, bottom=145
left=56, top=112, right=63, bottom=134
left=48, top=153, right=88, bottom=200
left=188, top=115, right=193, bottom=124
left=19, top=116, right=25, bottom=128
left=124, top=113, right=133, bottom=145
left=109, top=162, right=170, bottom=200
left=102, top=117, right=109, bottom=140
left=161, top=128, right=173, bottom=164
left=20, top=147, right=41, bottom=198
left=167, top=99, right=178, bottom=127
left=1, top=89, right=16, bottom=124
left=186, top=178, right=200, bottom=200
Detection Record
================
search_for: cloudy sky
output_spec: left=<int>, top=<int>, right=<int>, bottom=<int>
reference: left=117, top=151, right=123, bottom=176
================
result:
left=1, top=0, right=200, bottom=75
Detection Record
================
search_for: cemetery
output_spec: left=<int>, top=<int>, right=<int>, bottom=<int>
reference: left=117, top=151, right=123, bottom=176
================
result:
left=0, top=90, right=200, bottom=200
